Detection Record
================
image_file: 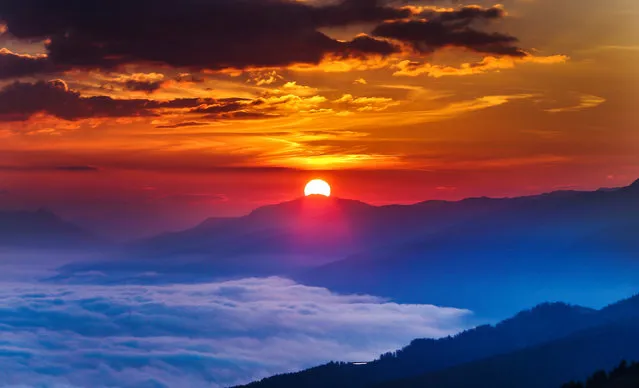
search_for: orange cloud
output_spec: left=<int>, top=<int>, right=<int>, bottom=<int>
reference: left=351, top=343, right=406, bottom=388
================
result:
left=393, top=54, right=569, bottom=77
left=546, top=94, right=606, bottom=113
left=333, top=94, right=400, bottom=112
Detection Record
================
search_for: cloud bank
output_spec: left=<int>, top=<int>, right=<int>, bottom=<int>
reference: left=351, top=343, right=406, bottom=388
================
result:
left=0, top=1, right=532, bottom=77
left=0, top=277, right=471, bottom=387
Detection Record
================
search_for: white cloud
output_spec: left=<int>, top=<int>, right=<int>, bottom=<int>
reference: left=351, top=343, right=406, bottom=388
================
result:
left=0, top=277, right=471, bottom=387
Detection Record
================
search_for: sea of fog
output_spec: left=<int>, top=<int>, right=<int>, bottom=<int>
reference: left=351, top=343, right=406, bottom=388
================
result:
left=0, top=250, right=472, bottom=387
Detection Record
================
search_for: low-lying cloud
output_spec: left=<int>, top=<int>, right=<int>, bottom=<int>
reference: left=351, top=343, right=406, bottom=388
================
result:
left=0, top=276, right=471, bottom=387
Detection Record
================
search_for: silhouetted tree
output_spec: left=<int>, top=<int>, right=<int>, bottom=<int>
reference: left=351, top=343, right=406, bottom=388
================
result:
left=561, top=361, right=639, bottom=388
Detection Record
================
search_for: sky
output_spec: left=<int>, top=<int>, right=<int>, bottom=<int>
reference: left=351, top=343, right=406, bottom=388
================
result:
left=0, top=0, right=637, bottom=239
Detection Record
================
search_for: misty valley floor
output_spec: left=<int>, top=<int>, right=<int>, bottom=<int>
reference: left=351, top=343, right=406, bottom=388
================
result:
left=0, top=254, right=472, bottom=387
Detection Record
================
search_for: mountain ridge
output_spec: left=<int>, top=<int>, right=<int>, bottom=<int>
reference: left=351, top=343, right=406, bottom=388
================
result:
left=237, top=295, right=639, bottom=388
left=48, top=177, right=639, bottom=316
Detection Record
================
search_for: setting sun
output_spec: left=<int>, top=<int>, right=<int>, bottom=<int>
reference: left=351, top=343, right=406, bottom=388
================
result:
left=304, top=179, right=331, bottom=197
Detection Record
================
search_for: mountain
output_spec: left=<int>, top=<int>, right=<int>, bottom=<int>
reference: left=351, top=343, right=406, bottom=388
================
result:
left=0, top=208, right=101, bottom=248
left=297, top=180, right=639, bottom=315
left=54, top=178, right=639, bottom=315
left=562, top=361, right=639, bottom=388
left=372, top=319, right=639, bottom=388
left=130, top=178, right=639, bottom=266
left=119, top=194, right=505, bottom=278
left=238, top=294, right=639, bottom=388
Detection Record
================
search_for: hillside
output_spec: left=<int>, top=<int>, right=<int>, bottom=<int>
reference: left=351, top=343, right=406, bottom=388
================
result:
left=238, top=295, right=639, bottom=388
left=372, top=320, right=639, bottom=388
left=562, top=361, right=639, bottom=388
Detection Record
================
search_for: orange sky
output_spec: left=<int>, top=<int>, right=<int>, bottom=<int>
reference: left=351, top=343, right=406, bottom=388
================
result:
left=0, top=0, right=637, bottom=238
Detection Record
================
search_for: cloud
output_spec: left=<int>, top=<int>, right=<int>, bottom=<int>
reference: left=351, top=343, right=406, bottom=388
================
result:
left=0, top=1, right=547, bottom=78
left=248, top=71, right=283, bottom=86
left=393, top=54, right=569, bottom=77
left=0, top=0, right=404, bottom=74
left=359, top=94, right=537, bottom=127
left=271, top=82, right=320, bottom=97
left=256, top=94, right=328, bottom=112
left=372, top=5, right=526, bottom=57
left=120, top=73, right=166, bottom=93
left=0, top=277, right=471, bottom=387
left=333, top=94, right=400, bottom=112
left=155, top=122, right=211, bottom=129
left=0, top=48, right=65, bottom=80
left=215, top=111, right=283, bottom=120
left=0, top=81, right=274, bottom=122
left=312, top=0, right=411, bottom=27
left=418, top=5, right=506, bottom=25
left=0, top=80, right=157, bottom=121
left=546, top=94, right=606, bottom=113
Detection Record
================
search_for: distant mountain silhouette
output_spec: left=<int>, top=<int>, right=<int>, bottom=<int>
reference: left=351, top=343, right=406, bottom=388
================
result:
left=297, top=179, right=639, bottom=315
left=0, top=208, right=100, bottom=248
left=129, top=196, right=380, bottom=261
left=54, top=178, right=639, bottom=315
left=238, top=294, right=639, bottom=388
left=131, top=179, right=639, bottom=264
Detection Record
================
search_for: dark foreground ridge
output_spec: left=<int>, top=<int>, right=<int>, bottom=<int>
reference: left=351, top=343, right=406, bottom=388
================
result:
left=237, top=294, right=639, bottom=388
left=562, top=361, right=639, bottom=388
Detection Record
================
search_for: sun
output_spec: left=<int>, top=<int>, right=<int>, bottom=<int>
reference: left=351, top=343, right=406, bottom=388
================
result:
left=304, top=179, right=331, bottom=197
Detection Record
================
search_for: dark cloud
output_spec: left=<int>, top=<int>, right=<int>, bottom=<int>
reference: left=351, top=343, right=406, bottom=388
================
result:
left=338, top=35, right=401, bottom=57
left=0, top=48, right=66, bottom=79
left=216, top=111, right=283, bottom=120
left=192, top=102, right=247, bottom=115
left=0, top=80, right=157, bottom=121
left=372, top=5, right=526, bottom=57
left=420, top=5, right=505, bottom=26
left=313, top=0, right=411, bottom=27
left=174, top=73, right=205, bottom=83
left=191, top=100, right=283, bottom=120
left=0, top=1, right=530, bottom=80
left=0, top=81, right=271, bottom=121
left=123, top=79, right=164, bottom=93
left=0, top=0, right=404, bottom=73
left=160, top=97, right=248, bottom=109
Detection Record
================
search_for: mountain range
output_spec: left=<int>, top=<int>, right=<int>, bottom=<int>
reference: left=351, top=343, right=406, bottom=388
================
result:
left=5, top=178, right=639, bottom=317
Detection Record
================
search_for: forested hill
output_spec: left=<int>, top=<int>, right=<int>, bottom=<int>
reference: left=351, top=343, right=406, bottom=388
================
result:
left=562, top=361, right=639, bottom=388
left=238, top=295, right=639, bottom=388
